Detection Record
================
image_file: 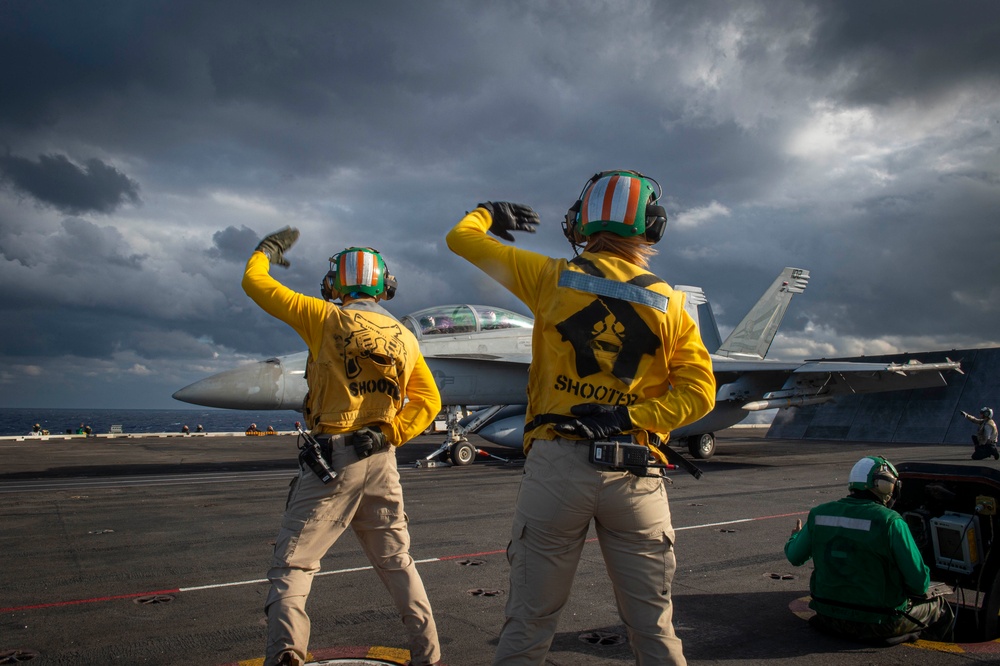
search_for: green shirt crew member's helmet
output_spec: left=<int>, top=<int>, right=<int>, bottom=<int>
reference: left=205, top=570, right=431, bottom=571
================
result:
left=847, top=455, right=900, bottom=505
left=322, top=247, right=396, bottom=301
left=563, top=169, right=668, bottom=244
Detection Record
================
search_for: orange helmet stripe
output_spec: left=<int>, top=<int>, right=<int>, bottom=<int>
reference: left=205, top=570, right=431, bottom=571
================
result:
left=601, top=174, right=620, bottom=221
left=624, top=176, right=641, bottom=226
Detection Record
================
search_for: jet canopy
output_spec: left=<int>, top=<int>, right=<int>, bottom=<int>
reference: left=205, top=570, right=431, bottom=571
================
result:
left=401, top=304, right=533, bottom=338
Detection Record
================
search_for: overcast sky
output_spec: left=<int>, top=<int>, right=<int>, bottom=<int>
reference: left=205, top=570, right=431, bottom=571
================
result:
left=1, top=0, right=998, bottom=409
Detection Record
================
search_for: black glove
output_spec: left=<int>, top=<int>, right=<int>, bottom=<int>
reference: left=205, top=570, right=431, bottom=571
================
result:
left=352, top=426, right=389, bottom=458
left=255, top=226, right=300, bottom=268
left=478, top=202, right=540, bottom=242
left=553, top=404, right=633, bottom=440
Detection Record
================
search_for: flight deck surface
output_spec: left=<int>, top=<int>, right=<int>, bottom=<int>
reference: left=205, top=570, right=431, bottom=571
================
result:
left=2, top=431, right=997, bottom=665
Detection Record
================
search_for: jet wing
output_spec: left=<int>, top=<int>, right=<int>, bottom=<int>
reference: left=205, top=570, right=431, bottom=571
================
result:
left=723, top=358, right=961, bottom=411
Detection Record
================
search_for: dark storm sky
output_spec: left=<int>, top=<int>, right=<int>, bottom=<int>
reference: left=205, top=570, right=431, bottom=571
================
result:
left=1, top=0, right=998, bottom=408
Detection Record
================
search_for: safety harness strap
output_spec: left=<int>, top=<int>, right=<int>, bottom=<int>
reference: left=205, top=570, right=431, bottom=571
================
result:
left=649, top=433, right=704, bottom=480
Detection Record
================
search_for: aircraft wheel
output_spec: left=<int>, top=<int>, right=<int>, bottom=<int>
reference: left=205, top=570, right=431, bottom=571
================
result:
left=688, top=433, right=716, bottom=460
left=451, top=440, right=477, bottom=466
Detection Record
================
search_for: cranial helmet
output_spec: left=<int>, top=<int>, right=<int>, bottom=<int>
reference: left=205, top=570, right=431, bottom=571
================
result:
left=563, top=170, right=668, bottom=245
left=848, top=455, right=900, bottom=505
left=321, top=247, right=397, bottom=301
left=982, top=407, right=994, bottom=419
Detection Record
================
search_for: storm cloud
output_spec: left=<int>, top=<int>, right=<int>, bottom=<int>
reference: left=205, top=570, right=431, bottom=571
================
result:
left=0, top=0, right=998, bottom=409
left=0, top=153, right=140, bottom=214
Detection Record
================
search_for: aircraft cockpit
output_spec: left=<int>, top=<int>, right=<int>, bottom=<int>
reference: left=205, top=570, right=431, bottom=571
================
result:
left=401, top=304, right=533, bottom=339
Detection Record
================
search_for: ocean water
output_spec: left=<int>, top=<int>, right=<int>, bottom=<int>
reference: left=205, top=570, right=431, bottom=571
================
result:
left=0, top=407, right=303, bottom=437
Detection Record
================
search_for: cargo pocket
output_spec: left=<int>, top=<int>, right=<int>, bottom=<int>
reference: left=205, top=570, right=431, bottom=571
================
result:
left=284, top=475, right=299, bottom=509
left=507, top=515, right=528, bottom=587
left=273, top=516, right=307, bottom=566
left=659, top=536, right=677, bottom=596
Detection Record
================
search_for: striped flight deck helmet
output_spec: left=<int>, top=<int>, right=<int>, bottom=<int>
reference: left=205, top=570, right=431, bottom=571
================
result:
left=563, top=169, right=668, bottom=246
left=321, top=247, right=396, bottom=301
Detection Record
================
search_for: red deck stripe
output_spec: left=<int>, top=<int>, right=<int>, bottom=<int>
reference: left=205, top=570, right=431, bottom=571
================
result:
left=0, top=588, right=180, bottom=613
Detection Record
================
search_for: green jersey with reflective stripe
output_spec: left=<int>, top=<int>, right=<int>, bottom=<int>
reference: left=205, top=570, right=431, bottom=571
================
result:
left=785, top=496, right=930, bottom=623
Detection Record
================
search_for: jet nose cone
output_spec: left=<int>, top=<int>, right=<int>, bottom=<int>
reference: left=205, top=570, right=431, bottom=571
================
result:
left=172, top=377, right=230, bottom=408
left=173, top=359, right=287, bottom=409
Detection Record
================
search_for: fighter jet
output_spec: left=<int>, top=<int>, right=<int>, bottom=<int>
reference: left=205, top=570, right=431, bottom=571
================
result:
left=173, top=268, right=961, bottom=463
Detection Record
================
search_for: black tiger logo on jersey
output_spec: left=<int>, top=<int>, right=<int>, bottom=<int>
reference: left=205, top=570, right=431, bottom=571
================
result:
left=555, top=258, right=663, bottom=386
left=343, top=314, right=406, bottom=399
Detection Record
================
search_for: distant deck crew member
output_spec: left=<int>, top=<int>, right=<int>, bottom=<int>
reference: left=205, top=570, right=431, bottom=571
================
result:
left=447, top=169, right=716, bottom=665
left=243, top=227, right=442, bottom=666
left=962, top=408, right=999, bottom=460
left=785, top=456, right=953, bottom=642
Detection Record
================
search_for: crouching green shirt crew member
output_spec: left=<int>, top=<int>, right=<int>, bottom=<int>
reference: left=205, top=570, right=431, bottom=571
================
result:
left=785, top=455, right=954, bottom=643
left=243, top=229, right=443, bottom=666
left=447, top=170, right=717, bottom=665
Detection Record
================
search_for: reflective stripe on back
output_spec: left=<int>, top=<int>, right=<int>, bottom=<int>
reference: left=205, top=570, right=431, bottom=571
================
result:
left=558, top=271, right=668, bottom=312
left=815, top=515, right=872, bottom=532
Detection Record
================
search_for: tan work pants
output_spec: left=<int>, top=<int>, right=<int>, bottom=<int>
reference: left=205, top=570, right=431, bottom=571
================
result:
left=493, top=438, right=686, bottom=666
left=264, top=442, right=440, bottom=666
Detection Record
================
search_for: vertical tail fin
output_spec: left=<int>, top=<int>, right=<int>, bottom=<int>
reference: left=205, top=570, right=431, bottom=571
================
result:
left=716, top=267, right=810, bottom=359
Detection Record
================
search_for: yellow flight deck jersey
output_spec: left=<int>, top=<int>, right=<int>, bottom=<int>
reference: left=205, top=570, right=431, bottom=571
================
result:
left=446, top=208, right=716, bottom=461
left=242, top=251, right=441, bottom=445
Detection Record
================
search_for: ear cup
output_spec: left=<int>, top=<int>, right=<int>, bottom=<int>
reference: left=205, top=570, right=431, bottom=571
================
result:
left=384, top=273, right=397, bottom=300
left=563, top=200, right=583, bottom=242
left=874, top=476, right=895, bottom=497
left=644, top=204, right=668, bottom=243
left=321, top=271, right=337, bottom=301
left=872, top=466, right=899, bottom=502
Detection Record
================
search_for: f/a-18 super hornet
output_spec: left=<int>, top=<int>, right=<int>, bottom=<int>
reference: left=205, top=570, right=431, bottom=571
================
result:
left=174, top=267, right=960, bottom=463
